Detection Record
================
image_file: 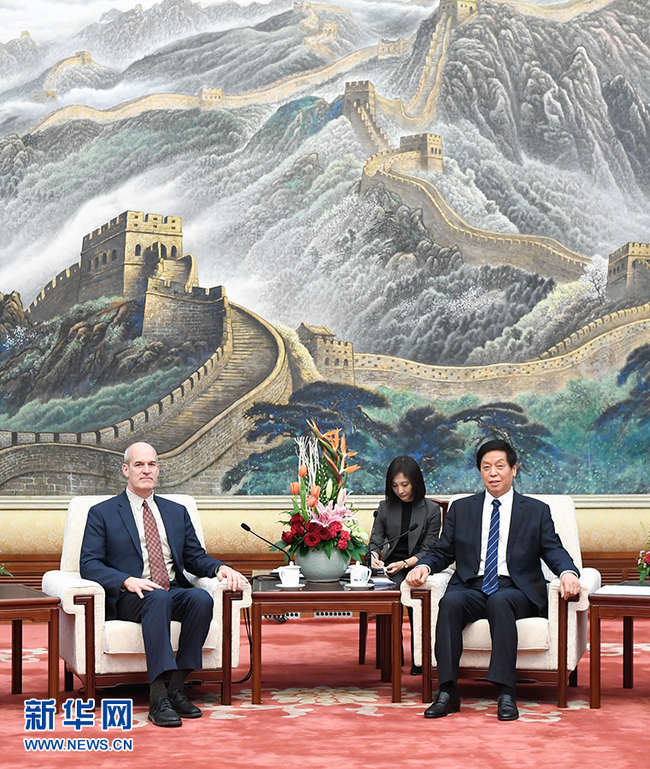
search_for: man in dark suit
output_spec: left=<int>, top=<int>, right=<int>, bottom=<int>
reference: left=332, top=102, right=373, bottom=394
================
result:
left=406, top=439, right=580, bottom=721
left=80, top=441, right=248, bottom=727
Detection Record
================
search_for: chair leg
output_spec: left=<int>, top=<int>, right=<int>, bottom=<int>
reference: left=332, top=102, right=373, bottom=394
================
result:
left=556, top=594, right=570, bottom=708
left=375, top=618, right=381, bottom=670
left=359, top=612, right=368, bottom=665
left=64, top=663, right=74, bottom=692
left=377, top=615, right=391, bottom=682
left=569, top=667, right=577, bottom=687
left=75, top=595, right=97, bottom=704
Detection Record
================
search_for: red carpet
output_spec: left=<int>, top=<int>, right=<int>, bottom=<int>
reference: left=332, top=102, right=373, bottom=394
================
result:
left=1, top=617, right=649, bottom=769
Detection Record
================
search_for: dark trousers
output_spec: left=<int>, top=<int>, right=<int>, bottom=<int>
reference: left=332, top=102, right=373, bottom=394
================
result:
left=115, top=583, right=214, bottom=683
left=435, top=577, right=537, bottom=690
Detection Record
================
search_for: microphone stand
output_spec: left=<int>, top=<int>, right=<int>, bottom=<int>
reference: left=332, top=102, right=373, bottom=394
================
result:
left=240, top=523, right=291, bottom=564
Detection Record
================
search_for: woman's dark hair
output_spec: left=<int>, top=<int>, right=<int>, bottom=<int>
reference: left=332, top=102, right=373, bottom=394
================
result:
left=476, top=439, right=517, bottom=469
left=385, top=456, right=426, bottom=504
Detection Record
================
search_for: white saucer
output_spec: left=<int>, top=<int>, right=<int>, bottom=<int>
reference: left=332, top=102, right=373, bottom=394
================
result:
left=277, top=582, right=306, bottom=589
left=345, top=582, right=374, bottom=590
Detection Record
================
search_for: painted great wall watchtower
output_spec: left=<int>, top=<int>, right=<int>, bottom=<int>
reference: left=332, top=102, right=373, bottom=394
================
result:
left=399, top=133, right=443, bottom=172
left=198, top=87, right=223, bottom=109
left=27, top=211, right=191, bottom=322
left=378, top=38, right=408, bottom=57
left=607, top=242, right=650, bottom=300
left=27, top=209, right=226, bottom=347
left=80, top=211, right=185, bottom=303
left=297, top=323, right=355, bottom=385
left=439, top=0, right=478, bottom=24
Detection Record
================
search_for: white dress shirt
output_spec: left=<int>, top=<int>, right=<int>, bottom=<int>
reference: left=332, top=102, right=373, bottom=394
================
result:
left=478, top=487, right=513, bottom=577
left=125, top=488, right=176, bottom=583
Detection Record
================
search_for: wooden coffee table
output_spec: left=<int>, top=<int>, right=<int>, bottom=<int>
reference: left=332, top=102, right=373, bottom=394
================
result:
left=251, top=578, right=403, bottom=703
left=0, top=584, right=60, bottom=706
left=589, top=585, right=650, bottom=708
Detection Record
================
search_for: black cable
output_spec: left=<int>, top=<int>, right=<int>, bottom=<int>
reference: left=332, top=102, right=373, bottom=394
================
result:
left=233, top=574, right=289, bottom=684
left=232, top=576, right=292, bottom=684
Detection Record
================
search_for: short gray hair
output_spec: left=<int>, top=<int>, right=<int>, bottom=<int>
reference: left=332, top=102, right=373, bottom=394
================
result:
left=123, top=442, right=158, bottom=464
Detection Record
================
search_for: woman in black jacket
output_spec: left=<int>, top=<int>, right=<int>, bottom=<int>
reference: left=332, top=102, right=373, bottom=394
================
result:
left=368, top=456, right=442, bottom=674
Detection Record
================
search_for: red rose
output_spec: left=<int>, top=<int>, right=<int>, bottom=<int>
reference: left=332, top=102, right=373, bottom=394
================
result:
left=320, top=527, right=333, bottom=540
left=291, top=522, right=304, bottom=535
left=290, top=514, right=303, bottom=525
left=281, top=531, right=294, bottom=544
left=304, top=532, right=321, bottom=547
left=306, top=521, right=321, bottom=533
left=644, top=552, right=650, bottom=565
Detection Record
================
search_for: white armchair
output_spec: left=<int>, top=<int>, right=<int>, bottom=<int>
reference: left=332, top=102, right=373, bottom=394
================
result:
left=401, top=494, right=601, bottom=707
left=42, top=495, right=252, bottom=704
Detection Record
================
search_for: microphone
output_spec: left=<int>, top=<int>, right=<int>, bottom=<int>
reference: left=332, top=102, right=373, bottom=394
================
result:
left=365, top=522, right=419, bottom=568
left=241, top=523, right=290, bottom=563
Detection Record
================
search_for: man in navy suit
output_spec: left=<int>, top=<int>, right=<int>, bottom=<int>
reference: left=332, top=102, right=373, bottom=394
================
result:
left=406, top=439, right=580, bottom=721
left=80, top=442, right=248, bottom=727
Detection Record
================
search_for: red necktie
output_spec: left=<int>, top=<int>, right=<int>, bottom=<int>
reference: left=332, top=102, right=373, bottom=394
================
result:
left=142, top=499, right=170, bottom=590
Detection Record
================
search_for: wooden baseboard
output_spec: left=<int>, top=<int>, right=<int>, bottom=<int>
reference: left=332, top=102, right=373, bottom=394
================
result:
left=581, top=552, right=640, bottom=584
left=0, top=551, right=640, bottom=590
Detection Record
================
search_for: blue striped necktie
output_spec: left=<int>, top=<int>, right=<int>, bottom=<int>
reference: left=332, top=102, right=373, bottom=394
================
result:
left=482, top=498, right=500, bottom=596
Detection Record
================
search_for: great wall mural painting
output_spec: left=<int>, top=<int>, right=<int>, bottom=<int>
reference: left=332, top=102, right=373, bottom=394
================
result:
left=0, top=0, right=649, bottom=496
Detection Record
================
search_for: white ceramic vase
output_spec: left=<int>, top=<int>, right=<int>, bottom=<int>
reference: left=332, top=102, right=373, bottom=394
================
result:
left=295, top=547, right=350, bottom=582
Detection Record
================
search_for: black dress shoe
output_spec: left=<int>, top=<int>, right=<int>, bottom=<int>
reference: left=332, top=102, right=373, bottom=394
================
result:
left=148, top=697, right=183, bottom=727
left=497, top=693, right=519, bottom=721
left=169, top=688, right=203, bottom=718
left=424, top=690, right=461, bottom=718
left=410, top=665, right=422, bottom=676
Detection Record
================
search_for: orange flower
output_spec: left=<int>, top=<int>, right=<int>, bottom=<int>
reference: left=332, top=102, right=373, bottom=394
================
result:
left=322, top=429, right=340, bottom=451
left=346, top=464, right=360, bottom=473
left=290, top=481, right=300, bottom=495
left=306, top=495, right=319, bottom=508
left=298, top=465, right=308, bottom=477
left=310, top=485, right=320, bottom=497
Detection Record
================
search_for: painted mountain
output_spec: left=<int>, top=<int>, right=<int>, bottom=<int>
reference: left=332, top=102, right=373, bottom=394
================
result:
left=0, top=0, right=649, bottom=495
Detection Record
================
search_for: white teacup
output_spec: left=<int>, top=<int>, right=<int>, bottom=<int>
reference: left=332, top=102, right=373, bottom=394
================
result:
left=277, top=562, right=301, bottom=587
left=349, top=563, right=371, bottom=586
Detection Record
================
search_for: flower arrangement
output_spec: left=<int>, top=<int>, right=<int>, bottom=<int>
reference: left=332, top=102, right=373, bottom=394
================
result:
left=275, top=420, right=368, bottom=562
left=637, top=525, right=650, bottom=585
